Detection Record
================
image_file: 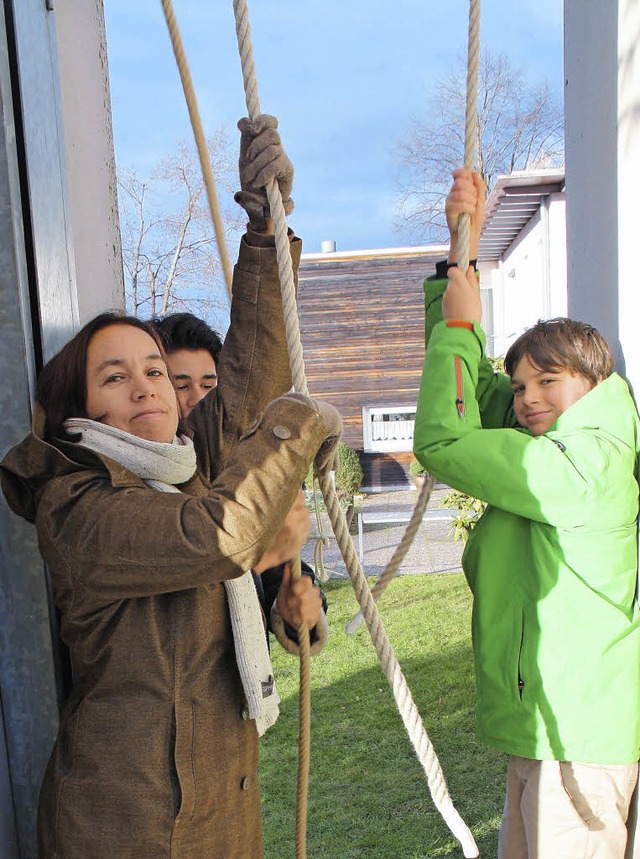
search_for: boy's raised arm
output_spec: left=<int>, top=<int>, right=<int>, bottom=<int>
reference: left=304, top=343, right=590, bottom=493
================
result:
left=424, top=170, right=517, bottom=429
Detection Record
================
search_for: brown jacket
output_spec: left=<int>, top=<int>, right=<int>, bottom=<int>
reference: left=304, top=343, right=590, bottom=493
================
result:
left=0, top=235, right=327, bottom=858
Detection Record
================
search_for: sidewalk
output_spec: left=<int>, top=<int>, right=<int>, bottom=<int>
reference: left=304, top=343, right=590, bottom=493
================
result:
left=302, top=486, right=464, bottom=580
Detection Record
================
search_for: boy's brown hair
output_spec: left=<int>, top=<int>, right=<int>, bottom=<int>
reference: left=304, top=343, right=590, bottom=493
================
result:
left=504, top=317, right=614, bottom=384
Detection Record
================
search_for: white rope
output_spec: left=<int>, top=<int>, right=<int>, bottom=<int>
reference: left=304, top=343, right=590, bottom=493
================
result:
left=160, top=0, right=234, bottom=298
left=345, top=473, right=436, bottom=635
left=163, top=0, right=483, bottom=852
left=232, top=0, right=480, bottom=855
left=456, top=0, right=481, bottom=274
left=318, top=471, right=479, bottom=858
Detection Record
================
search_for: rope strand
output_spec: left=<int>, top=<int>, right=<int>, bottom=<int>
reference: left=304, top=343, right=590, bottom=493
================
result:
left=159, top=0, right=234, bottom=297
left=456, top=0, right=481, bottom=274
left=232, top=3, right=311, bottom=854
left=164, top=0, right=481, bottom=854
left=231, top=0, right=480, bottom=853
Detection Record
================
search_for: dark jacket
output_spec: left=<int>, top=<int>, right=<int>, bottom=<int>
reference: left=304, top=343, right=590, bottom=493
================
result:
left=1, top=235, right=326, bottom=858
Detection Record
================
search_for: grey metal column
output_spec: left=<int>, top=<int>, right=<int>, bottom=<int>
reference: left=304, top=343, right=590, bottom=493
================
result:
left=9, top=0, right=79, bottom=360
left=0, top=0, right=76, bottom=856
left=0, top=695, right=19, bottom=859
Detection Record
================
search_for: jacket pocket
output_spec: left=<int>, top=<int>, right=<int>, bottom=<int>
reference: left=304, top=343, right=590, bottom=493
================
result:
left=173, top=701, right=197, bottom=823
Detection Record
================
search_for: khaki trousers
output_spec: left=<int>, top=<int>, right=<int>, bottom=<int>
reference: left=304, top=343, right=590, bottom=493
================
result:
left=626, top=782, right=640, bottom=859
left=498, top=756, right=638, bottom=859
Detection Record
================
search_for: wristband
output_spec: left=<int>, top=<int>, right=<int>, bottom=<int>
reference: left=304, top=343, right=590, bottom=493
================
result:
left=435, top=258, right=478, bottom=279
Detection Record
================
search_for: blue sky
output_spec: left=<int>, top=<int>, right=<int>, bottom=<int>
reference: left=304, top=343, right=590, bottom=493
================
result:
left=104, top=1, right=563, bottom=254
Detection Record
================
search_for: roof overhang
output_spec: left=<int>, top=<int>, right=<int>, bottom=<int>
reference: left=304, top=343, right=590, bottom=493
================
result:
left=478, top=168, right=565, bottom=262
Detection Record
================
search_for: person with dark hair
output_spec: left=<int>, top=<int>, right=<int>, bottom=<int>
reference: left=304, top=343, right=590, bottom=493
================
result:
left=152, top=312, right=223, bottom=415
left=152, top=308, right=328, bottom=656
left=414, top=168, right=640, bottom=859
left=0, top=114, right=340, bottom=859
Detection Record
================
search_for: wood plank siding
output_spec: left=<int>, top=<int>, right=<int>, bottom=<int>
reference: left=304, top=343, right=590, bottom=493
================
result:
left=297, top=246, right=447, bottom=491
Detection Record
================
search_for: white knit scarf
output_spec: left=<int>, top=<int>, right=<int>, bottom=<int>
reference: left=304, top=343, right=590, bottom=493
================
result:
left=65, top=418, right=280, bottom=736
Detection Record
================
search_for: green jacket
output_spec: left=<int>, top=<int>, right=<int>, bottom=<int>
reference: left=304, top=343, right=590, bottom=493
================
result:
left=414, top=278, right=640, bottom=764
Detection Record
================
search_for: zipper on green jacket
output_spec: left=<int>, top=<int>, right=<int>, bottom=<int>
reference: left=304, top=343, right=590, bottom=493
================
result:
left=517, top=612, right=525, bottom=701
left=454, top=356, right=465, bottom=418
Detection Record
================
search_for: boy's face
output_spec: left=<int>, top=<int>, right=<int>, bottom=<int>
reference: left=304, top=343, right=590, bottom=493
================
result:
left=510, top=354, right=595, bottom=436
left=165, top=348, right=218, bottom=417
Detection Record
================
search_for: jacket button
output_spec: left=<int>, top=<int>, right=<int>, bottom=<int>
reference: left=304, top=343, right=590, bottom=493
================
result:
left=273, top=425, right=291, bottom=439
left=240, top=776, right=250, bottom=791
left=241, top=705, right=250, bottom=720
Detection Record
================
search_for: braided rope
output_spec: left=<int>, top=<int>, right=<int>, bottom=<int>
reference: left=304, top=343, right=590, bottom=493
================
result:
left=345, top=473, right=436, bottom=635
left=232, top=3, right=311, bottom=854
left=456, top=0, right=481, bottom=274
left=160, top=0, right=234, bottom=297
left=232, top=0, right=479, bottom=854
left=348, top=0, right=482, bottom=632
left=318, top=471, right=479, bottom=858
left=163, top=0, right=481, bottom=853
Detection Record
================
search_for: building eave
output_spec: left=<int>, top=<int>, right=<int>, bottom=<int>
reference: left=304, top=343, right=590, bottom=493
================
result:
left=478, top=168, right=565, bottom=262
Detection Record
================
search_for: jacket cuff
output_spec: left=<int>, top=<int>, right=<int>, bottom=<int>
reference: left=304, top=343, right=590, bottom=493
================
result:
left=243, top=226, right=296, bottom=248
left=270, top=600, right=329, bottom=656
left=431, top=318, right=487, bottom=354
left=435, top=258, right=477, bottom=278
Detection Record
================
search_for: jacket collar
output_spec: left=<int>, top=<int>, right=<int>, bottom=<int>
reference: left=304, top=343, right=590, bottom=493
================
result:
left=31, top=401, right=147, bottom=488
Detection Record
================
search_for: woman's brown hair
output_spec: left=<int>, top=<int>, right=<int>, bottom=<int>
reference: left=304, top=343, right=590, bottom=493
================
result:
left=37, top=312, right=180, bottom=443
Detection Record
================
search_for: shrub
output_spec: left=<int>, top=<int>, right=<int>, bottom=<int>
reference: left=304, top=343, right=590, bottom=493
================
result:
left=335, top=442, right=364, bottom=494
left=408, top=456, right=426, bottom=477
left=441, top=488, right=486, bottom=544
left=305, top=442, right=363, bottom=495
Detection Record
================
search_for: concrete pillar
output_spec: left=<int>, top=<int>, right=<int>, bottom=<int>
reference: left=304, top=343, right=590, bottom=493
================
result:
left=564, top=0, right=640, bottom=392
left=55, top=0, right=124, bottom=322
left=0, top=6, right=61, bottom=855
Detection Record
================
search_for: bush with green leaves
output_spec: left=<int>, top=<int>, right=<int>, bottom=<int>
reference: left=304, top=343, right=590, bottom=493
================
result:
left=408, top=456, right=426, bottom=478
left=305, top=441, right=363, bottom=496
left=441, top=489, right=486, bottom=543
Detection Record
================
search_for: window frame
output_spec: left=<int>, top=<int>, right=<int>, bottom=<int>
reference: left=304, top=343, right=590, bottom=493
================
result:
left=361, top=404, right=416, bottom=453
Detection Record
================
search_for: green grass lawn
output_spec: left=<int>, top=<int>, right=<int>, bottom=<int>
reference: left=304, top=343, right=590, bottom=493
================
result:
left=259, top=572, right=507, bottom=858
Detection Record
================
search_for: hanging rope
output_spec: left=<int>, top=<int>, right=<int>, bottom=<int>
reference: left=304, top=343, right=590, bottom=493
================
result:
left=160, top=0, right=234, bottom=298
left=345, top=473, right=436, bottom=634
left=231, top=4, right=313, bottom=854
left=231, top=1, right=480, bottom=856
left=456, top=0, right=481, bottom=274
left=161, top=0, right=481, bottom=854
left=347, top=0, right=481, bottom=632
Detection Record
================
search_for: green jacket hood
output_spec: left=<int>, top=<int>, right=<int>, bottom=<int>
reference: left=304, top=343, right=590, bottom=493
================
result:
left=549, top=372, right=640, bottom=474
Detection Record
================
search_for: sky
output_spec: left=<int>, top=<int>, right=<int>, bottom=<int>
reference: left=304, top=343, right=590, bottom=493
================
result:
left=103, top=0, right=564, bottom=255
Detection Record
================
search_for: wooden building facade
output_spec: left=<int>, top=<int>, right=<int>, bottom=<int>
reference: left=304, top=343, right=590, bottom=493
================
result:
left=297, top=245, right=447, bottom=491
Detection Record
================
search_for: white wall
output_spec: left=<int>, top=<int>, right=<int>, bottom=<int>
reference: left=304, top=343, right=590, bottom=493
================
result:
left=54, top=0, right=124, bottom=322
left=565, top=0, right=640, bottom=390
left=481, top=194, right=567, bottom=359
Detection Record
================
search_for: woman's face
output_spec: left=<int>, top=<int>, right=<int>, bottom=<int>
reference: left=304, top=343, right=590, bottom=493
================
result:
left=85, top=324, right=179, bottom=443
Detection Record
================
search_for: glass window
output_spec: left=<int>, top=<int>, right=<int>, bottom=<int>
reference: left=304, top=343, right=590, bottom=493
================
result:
left=362, top=405, right=416, bottom=452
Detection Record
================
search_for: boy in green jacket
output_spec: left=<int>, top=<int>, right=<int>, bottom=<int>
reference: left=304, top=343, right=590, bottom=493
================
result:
left=414, top=169, right=640, bottom=858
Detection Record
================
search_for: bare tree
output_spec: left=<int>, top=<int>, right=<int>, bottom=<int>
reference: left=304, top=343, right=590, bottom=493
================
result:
left=118, top=128, right=243, bottom=328
left=393, top=50, right=565, bottom=243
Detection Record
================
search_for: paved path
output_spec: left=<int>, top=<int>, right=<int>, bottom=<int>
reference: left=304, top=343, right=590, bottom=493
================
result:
left=302, top=486, right=464, bottom=581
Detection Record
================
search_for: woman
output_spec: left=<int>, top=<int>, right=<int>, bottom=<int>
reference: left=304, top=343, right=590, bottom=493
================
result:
left=0, top=116, right=339, bottom=858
